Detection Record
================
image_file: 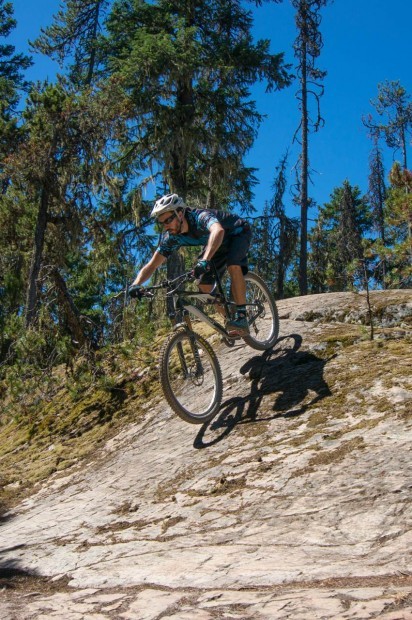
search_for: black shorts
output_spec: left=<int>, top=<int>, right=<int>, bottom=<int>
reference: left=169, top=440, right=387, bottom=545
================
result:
left=199, top=226, right=252, bottom=285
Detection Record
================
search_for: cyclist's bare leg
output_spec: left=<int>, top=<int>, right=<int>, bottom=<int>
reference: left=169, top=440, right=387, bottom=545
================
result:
left=227, top=265, right=246, bottom=305
left=198, top=266, right=246, bottom=319
left=226, top=265, right=249, bottom=335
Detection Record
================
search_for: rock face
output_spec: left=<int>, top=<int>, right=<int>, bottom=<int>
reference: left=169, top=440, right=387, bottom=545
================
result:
left=0, top=291, right=411, bottom=619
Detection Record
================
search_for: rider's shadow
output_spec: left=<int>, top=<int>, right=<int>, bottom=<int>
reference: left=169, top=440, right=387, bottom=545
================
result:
left=194, top=334, right=334, bottom=449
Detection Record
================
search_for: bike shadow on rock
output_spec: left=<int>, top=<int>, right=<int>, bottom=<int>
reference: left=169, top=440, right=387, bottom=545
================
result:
left=194, top=334, right=334, bottom=449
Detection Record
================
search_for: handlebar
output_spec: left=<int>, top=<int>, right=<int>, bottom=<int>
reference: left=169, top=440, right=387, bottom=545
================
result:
left=132, top=270, right=197, bottom=298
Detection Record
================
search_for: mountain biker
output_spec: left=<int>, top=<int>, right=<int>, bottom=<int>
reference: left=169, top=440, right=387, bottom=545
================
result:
left=129, top=193, right=252, bottom=335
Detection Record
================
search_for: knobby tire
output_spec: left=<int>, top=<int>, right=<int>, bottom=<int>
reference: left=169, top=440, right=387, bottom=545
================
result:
left=242, top=272, right=279, bottom=351
left=159, top=329, right=223, bottom=424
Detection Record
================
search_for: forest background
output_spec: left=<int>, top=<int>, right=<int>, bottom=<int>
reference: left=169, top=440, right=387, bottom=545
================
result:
left=0, top=0, right=411, bottom=411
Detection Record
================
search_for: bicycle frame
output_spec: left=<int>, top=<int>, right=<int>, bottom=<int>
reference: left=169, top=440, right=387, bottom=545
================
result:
left=151, top=267, right=264, bottom=341
left=174, top=291, right=234, bottom=340
left=135, top=262, right=267, bottom=347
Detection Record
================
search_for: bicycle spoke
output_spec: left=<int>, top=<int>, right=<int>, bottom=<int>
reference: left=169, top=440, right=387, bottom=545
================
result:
left=160, top=331, right=222, bottom=423
left=243, top=272, right=279, bottom=350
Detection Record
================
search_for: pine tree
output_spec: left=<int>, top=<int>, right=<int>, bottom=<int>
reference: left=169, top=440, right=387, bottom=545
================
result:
left=104, top=0, right=291, bottom=207
left=249, top=152, right=298, bottom=297
left=308, top=212, right=328, bottom=293
left=364, top=81, right=412, bottom=171
left=367, top=137, right=387, bottom=286
left=0, top=1, right=32, bottom=354
left=33, top=0, right=109, bottom=86
left=270, top=152, right=298, bottom=298
left=382, top=163, right=412, bottom=287
left=338, top=181, right=365, bottom=273
left=310, top=181, right=371, bottom=291
left=36, top=1, right=291, bottom=301
left=2, top=80, right=129, bottom=344
left=368, top=138, right=387, bottom=242
left=0, top=0, right=32, bottom=178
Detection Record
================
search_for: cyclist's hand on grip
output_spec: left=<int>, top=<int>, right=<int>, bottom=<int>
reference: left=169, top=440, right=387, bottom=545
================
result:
left=128, top=284, right=143, bottom=300
left=193, top=259, right=211, bottom=278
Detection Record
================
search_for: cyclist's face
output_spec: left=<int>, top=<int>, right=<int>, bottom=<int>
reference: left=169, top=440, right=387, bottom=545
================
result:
left=158, top=211, right=182, bottom=233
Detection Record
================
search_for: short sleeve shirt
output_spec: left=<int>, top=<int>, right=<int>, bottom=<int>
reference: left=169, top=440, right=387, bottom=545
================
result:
left=156, top=208, right=248, bottom=258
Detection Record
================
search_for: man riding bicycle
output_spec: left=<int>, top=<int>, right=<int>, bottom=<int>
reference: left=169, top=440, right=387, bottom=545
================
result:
left=129, top=193, right=252, bottom=335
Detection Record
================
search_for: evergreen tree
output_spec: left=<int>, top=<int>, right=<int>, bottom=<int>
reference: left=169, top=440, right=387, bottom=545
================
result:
left=309, top=181, right=371, bottom=291
left=0, top=1, right=32, bottom=354
left=382, top=162, right=412, bottom=287
left=338, top=181, right=365, bottom=269
left=0, top=0, right=32, bottom=178
left=367, top=137, right=387, bottom=286
left=364, top=81, right=412, bottom=170
left=33, top=0, right=109, bottom=86
left=104, top=0, right=291, bottom=208
left=1, top=79, right=130, bottom=345
left=308, top=211, right=328, bottom=293
left=368, top=138, right=387, bottom=242
left=250, top=152, right=298, bottom=297
left=291, top=0, right=331, bottom=296
left=270, top=151, right=298, bottom=298
left=250, top=203, right=275, bottom=280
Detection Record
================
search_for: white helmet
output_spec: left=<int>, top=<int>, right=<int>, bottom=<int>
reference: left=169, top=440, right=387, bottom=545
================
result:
left=150, top=193, right=186, bottom=218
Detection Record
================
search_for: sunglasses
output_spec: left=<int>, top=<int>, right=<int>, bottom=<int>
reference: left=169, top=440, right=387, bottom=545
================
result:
left=158, top=212, right=177, bottom=226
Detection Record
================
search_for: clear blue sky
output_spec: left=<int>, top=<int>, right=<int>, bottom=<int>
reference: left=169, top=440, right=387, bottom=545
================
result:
left=9, top=0, right=412, bottom=221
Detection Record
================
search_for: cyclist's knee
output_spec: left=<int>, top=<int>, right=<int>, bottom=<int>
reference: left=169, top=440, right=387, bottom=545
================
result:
left=227, top=264, right=243, bottom=276
left=199, top=283, right=213, bottom=293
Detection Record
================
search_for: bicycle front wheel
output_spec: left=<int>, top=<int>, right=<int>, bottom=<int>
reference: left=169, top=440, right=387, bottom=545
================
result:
left=159, top=329, right=223, bottom=424
left=242, top=272, right=279, bottom=351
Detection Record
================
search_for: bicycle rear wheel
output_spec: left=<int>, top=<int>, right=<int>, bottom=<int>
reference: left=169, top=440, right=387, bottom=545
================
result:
left=159, top=329, right=223, bottom=424
left=242, top=272, right=279, bottom=351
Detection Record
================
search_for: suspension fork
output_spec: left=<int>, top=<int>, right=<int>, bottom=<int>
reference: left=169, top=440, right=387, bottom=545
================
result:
left=183, top=312, right=204, bottom=376
left=174, top=311, right=204, bottom=378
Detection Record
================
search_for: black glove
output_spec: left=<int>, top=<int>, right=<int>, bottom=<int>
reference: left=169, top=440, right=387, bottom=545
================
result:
left=128, top=284, right=143, bottom=300
left=193, top=259, right=211, bottom=278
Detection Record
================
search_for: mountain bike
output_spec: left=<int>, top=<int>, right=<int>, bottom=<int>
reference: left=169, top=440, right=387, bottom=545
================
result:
left=136, top=268, right=279, bottom=424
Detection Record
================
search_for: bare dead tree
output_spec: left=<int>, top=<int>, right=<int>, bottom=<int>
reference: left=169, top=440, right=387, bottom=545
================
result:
left=291, top=0, right=332, bottom=295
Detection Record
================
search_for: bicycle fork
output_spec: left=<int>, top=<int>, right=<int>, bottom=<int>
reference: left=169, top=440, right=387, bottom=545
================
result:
left=175, top=314, right=204, bottom=379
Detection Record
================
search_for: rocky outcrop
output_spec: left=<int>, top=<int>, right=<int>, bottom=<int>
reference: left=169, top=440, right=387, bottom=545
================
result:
left=0, top=291, right=411, bottom=619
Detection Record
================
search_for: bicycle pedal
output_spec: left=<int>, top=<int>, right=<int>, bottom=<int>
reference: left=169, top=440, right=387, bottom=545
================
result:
left=220, top=335, right=238, bottom=346
left=226, top=331, right=243, bottom=339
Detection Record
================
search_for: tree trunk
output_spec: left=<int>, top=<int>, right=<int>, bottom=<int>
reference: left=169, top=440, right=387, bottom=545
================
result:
left=25, top=130, right=58, bottom=327
left=25, top=186, right=49, bottom=327
left=401, top=125, right=407, bottom=170
left=85, top=1, right=101, bottom=85
left=50, top=266, right=89, bottom=348
left=299, top=42, right=309, bottom=296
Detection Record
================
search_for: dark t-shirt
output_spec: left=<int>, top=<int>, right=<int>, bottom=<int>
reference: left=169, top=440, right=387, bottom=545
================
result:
left=157, top=208, right=248, bottom=258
